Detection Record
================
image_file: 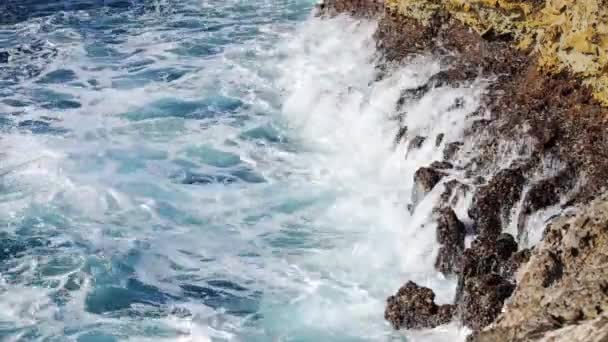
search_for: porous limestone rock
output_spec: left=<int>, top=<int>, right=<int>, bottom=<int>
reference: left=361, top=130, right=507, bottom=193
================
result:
left=385, top=0, right=608, bottom=106
left=435, top=207, right=466, bottom=274
left=385, top=281, right=456, bottom=329
left=472, top=195, right=608, bottom=341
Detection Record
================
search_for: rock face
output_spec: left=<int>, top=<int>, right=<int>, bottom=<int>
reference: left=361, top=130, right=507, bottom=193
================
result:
left=453, top=234, right=519, bottom=328
left=385, top=281, right=456, bottom=330
left=472, top=195, right=608, bottom=341
left=318, top=0, right=608, bottom=338
left=468, top=168, right=526, bottom=238
left=517, top=168, right=576, bottom=240
left=460, top=274, right=515, bottom=331
left=435, top=207, right=466, bottom=274
left=411, top=166, right=446, bottom=207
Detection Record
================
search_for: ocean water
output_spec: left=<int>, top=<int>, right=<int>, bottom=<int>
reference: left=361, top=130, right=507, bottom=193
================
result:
left=0, top=1, right=482, bottom=341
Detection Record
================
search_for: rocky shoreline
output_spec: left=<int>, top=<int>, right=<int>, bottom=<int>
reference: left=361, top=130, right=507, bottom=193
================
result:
left=317, top=0, right=608, bottom=340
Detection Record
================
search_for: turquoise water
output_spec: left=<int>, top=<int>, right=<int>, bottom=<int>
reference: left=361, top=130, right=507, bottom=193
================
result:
left=0, top=1, right=481, bottom=341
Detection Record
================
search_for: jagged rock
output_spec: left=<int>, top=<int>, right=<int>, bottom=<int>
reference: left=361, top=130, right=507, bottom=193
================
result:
left=469, top=119, right=492, bottom=134
left=460, top=273, right=515, bottom=331
left=468, top=167, right=526, bottom=238
left=439, top=179, right=471, bottom=210
left=385, top=281, right=456, bottom=330
left=430, top=161, right=452, bottom=170
left=501, top=248, right=532, bottom=280
left=436, top=208, right=466, bottom=247
left=472, top=195, right=608, bottom=341
left=412, top=166, right=446, bottom=208
left=443, top=141, right=463, bottom=161
left=495, top=234, right=518, bottom=262
left=434, top=208, right=466, bottom=274
left=455, top=233, right=518, bottom=309
left=517, top=167, right=577, bottom=240
left=457, top=234, right=518, bottom=276
left=315, top=0, right=385, bottom=18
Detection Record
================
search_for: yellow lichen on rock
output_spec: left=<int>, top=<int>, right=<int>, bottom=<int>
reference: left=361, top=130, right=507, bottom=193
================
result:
left=384, top=0, right=441, bottom=25
left=385, top=0, right=608, bottom=106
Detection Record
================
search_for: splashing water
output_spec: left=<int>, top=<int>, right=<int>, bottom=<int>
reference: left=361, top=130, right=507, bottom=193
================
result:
left=0, top=1, right=482, bottom=341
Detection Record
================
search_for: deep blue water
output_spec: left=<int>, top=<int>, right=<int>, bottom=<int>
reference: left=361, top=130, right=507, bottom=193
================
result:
left=0, top=1, right=478, bottom=341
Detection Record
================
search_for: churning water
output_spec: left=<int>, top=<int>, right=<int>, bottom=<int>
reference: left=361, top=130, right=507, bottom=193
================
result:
left=0, top=1, right=482, bottom=341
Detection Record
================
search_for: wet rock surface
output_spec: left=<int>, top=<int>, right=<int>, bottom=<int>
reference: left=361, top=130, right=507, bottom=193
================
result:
left=385, top=281, right=456, bottom=330
left=517, top=167, right=577, bottom=240
left=406, top=135, right=426, bottom=155
left=460, top=274, right=515, bottom=331
left=411, top=166, right=445, bottom=208
left=435, top=207, right=466, bottom=274
left=443, top=141, right=463, bottom=161
left=468, top=168, right=526, bottom=239
left=455, top=234, right=518, bottom=297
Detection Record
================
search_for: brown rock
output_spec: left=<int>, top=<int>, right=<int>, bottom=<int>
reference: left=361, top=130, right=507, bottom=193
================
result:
left=456, top=234, right=518, bottom=306
left=440, top=179, right=471, bottom=210
left=435, top=207, right=466, bottom=274
left=443, top=141, right=463, bottom=161
left=501, top=248, right=533, bottom=280
left=385, top=281, right=456, bottom=330
left=517, top=167, right=577, bottom=241
left=412, top=166, right=446, bottom=208
left=460, top=273, right=515, bottom=331
left=468, top=167, right=526, bottom=238
left=430, top=161, right=453, bottom=170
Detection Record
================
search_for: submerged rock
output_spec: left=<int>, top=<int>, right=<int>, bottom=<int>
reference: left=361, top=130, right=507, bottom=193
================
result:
left=385, top=281, right=455, bottom=330
left=455, top=233, right=519, bottom=330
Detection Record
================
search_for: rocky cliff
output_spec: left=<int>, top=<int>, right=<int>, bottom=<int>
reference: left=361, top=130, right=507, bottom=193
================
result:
left=317, top=0, right=608, bottom=340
